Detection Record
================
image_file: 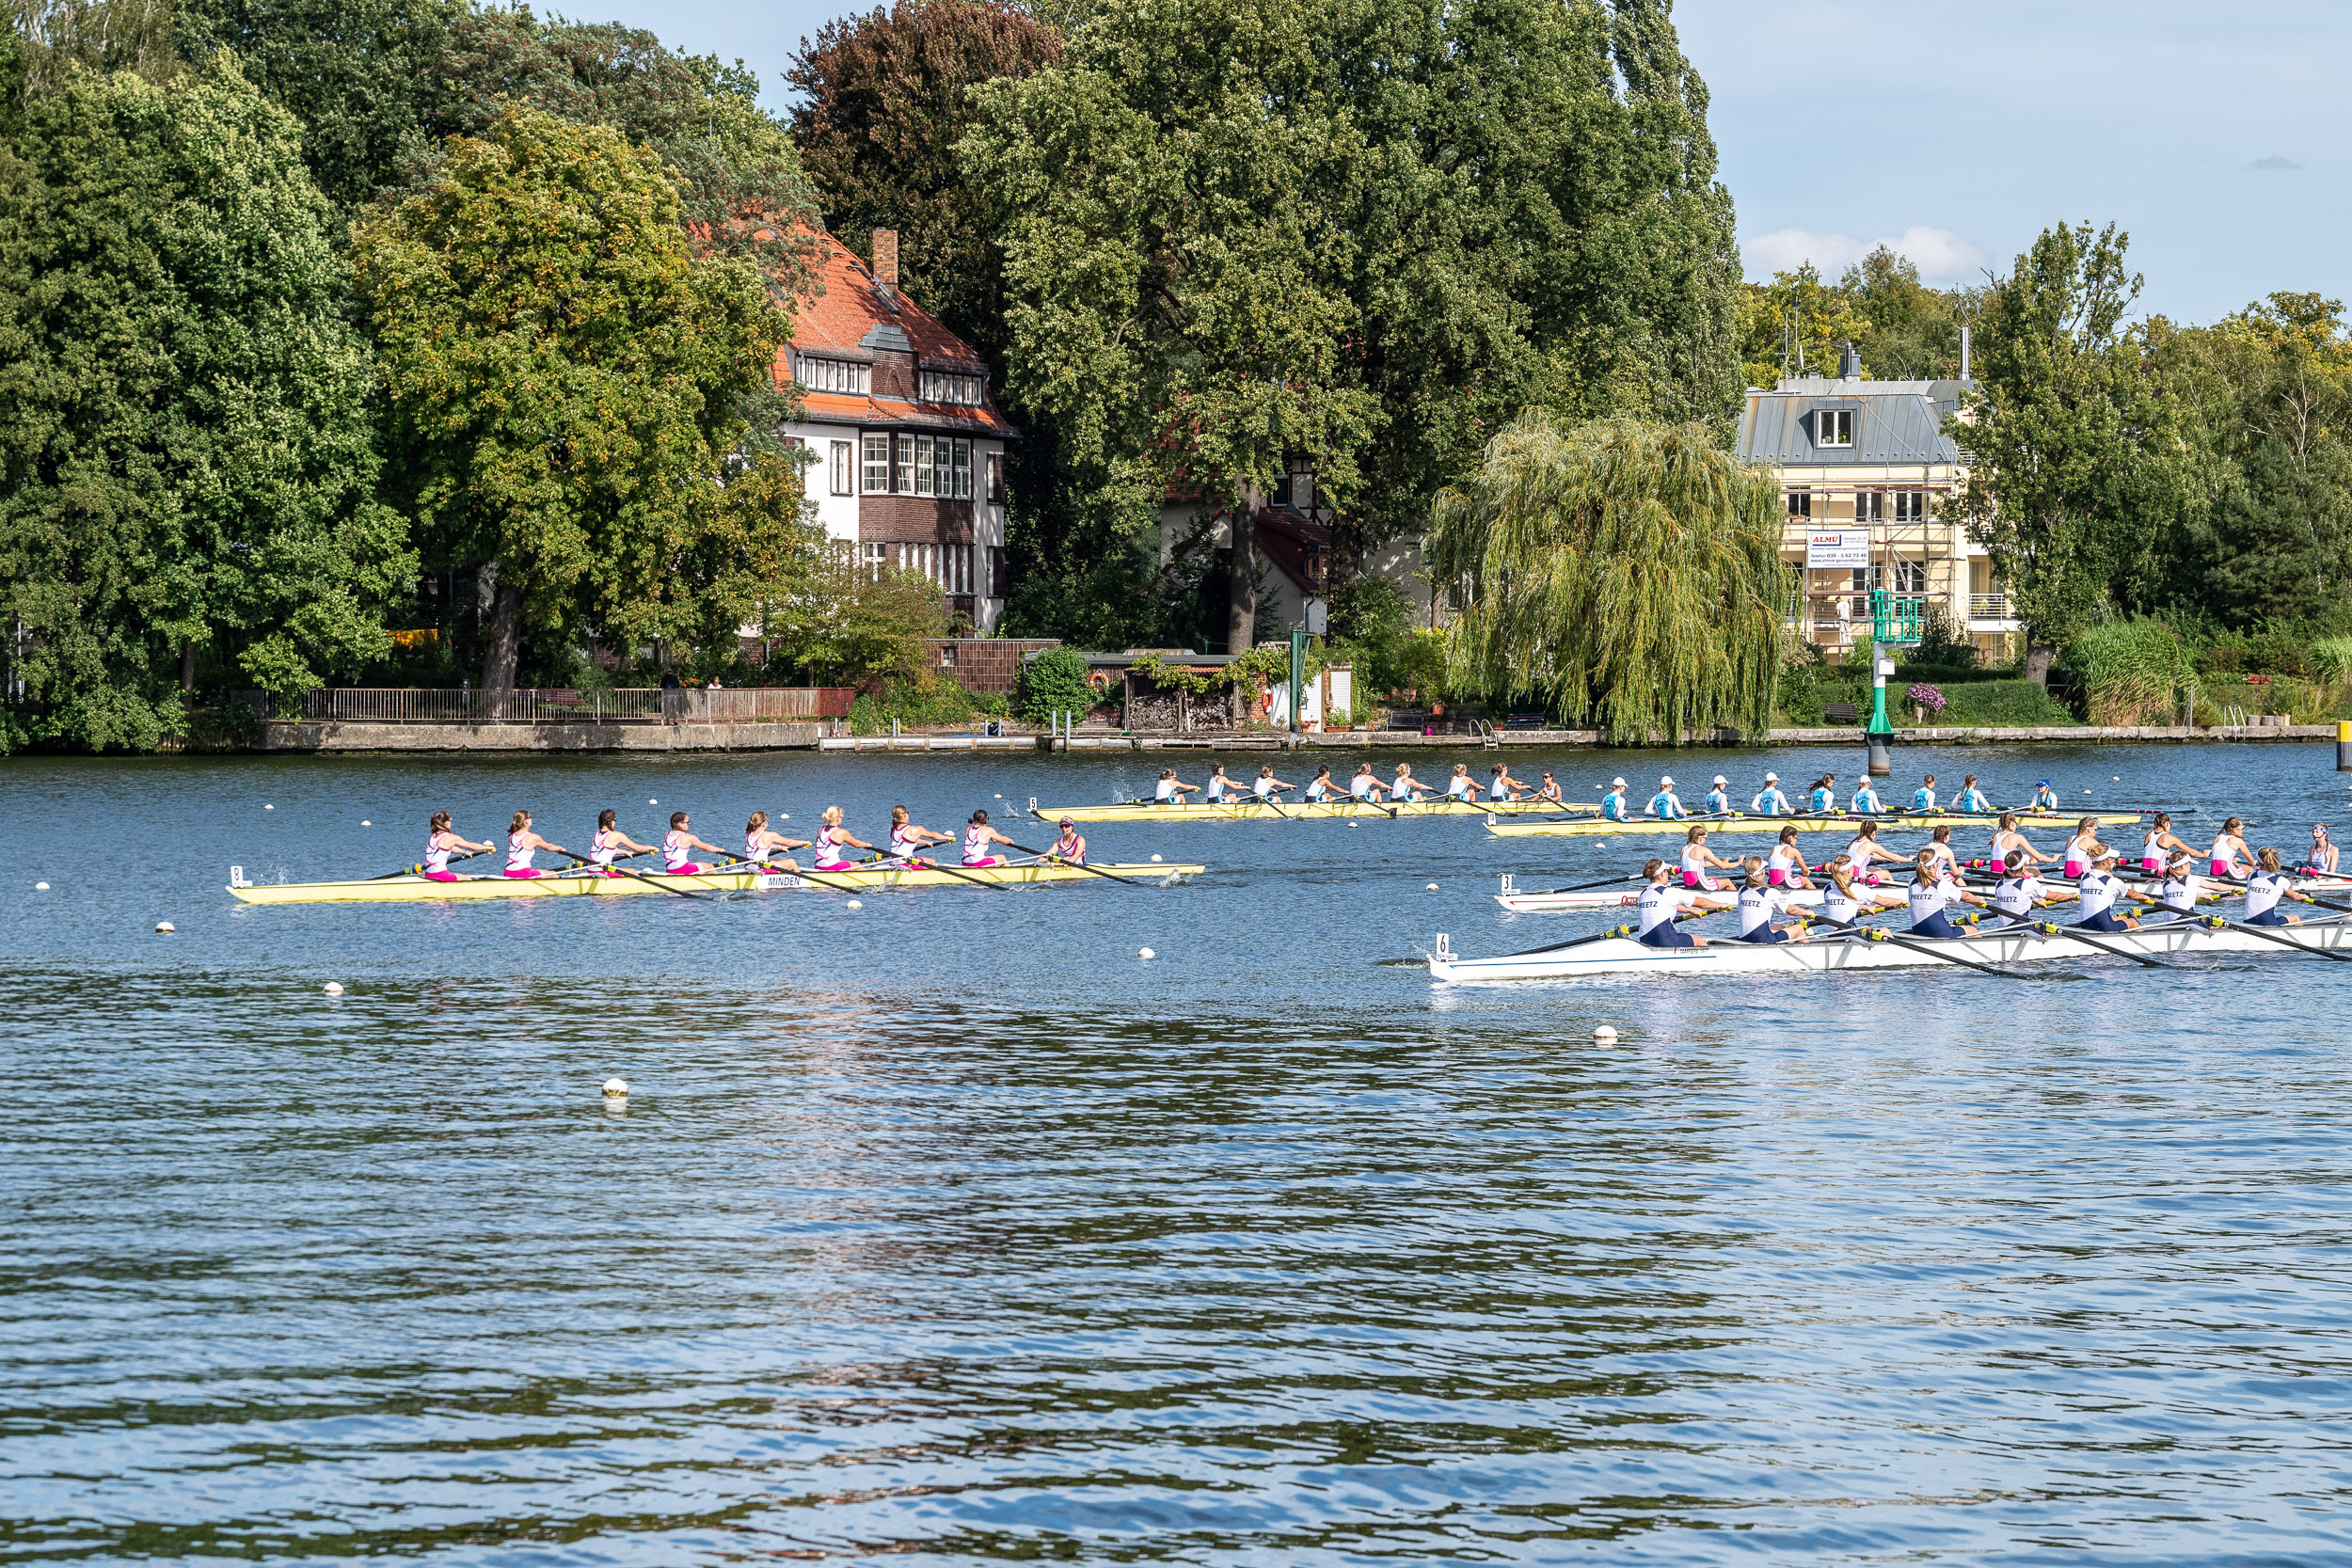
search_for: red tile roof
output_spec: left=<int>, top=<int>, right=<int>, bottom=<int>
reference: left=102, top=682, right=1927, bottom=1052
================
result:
left=778, top=232, right=1017, bottom=438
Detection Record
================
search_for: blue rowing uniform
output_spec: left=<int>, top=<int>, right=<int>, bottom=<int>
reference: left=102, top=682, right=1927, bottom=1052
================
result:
left=1636, top=883, right=1695, bottom=947
left=2244, top=870, right=2294, bottom=926
left=1600, top=789, right=1629, bottom=821
left=1911, top=785, right=1937, bottom=812
left=1649, top=789, right=1685, bottom=819
left=1851, top=785, right=1883, bottom=814
left=1955, top=786, right=1992, bottom=813
left=1809, top=786, right=1835, bottom=814
left=1753, top=786, right=1789, bottom=816
left=2074, top=869, right=2133, bottom=931
left=1705, top=787, right=1729, bottom=815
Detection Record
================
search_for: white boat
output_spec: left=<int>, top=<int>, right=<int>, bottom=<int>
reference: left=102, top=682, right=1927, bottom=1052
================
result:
left=1489, top=870, right=2352, bottom=914
left=1424, top=916, right=2352, bottom=981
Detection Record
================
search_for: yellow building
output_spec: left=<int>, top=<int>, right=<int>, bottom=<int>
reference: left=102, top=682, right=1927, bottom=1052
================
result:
left=1736, top=351, right=2017, bottom=662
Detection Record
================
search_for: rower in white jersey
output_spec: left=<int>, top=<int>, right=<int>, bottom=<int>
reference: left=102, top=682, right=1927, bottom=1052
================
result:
left=2031, top=781, right=2060, bottom=812
left=660, top=811, right=725, bottom=874
left=2208, top=816, right=2253, bottom=880
left=1254, top=765, right=1296, bottom=800
left=1903, top=847, right=1984, bottom=938
left=1752, top=772, right=1790, bottom=816
left=588, top=809, right=657, bottom=875
left=2060, top=817, right=2106, bottom=879
left=1767, top=826, right=1813, bottom=888
left=1952, top=774, right=1994, bottom=814
left=1849, top=778, right=1885, bottom=815
left=1805, top=774, right=1837, bottom=815
left=1048, top=817, right=1088, bottom=863
left=421, top=811, right=493, bottom=882
left=1843, top=820, right=1906, bottom=883
left=2072, top=849, right=2149, bottom=931
left=1677, top=825, right=1740, bottom=890
left=1597, top=777, right=1631, bottom=820
left=2139, top=813, right=2192, bottom=875
left=812, top=805, right=876, bottom=870
left=2243, top=847, right=2304, bottom=927
left=961, top=808, right=1017, bottom=867
left=1634, top=856, right=1728, bottom=948
left=2144, top=852, right=2203, bottom=923
left=1201, top=764, right=1241, bottom=802
left=503, top=810, right=571, bottom=879
left=1705, top=775, right=1731, bottom=815
left=1734, top=859, right=1809, bottom=944
left=1304, top=766, right=1339, bottom=801
left=2309, top=823, right=2342, bottom=877
left=1909, top=773, right=1939, bottom=814
left=1923, top=825, right=1961, bottom=880
left=1647, top=776, right=1687, bottom=819
left=1153, top=768, right=1201, bottom=805
left=1442, top=764, right=1477, bottom=802
left=1818, top=854, right=1873, bottom=927
left=1985, top=849, right=2048, bottom=928
left=1531, top=770, right=1565, bottom=805
left=743, top=810, right=811, bottom=872
left=1347, top=763, right=1383, bottom=801
left=1989, top=812, right=2056, bottom=871
left=1389, top=763, right=1435, bottom=801
left=882, top=804, right=951, bottom=864
left=1487, top=762, right=1531, bottom=800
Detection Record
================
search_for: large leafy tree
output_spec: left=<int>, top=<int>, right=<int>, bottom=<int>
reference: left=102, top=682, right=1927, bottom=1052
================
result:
left=353, top=105, right=794, bottom=689
left=1953, top=222, right=2190, bottom=683
left=1429, top=412, right=1787, bottom=741
left=0, top=55, right=410, bottom=750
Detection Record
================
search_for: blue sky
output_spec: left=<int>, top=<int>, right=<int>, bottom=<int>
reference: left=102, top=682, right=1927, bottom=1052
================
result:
left=598, top=0, right=2344, bottom=325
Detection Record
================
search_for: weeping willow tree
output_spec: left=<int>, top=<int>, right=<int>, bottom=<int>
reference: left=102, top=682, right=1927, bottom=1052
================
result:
left=1429, top=413, right=1788, bottom=742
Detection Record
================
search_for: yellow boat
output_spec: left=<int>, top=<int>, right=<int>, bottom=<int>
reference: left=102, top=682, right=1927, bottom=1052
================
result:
left=227, top=861, right=1204, bottom=905
left=1485, top=810, right=2147, bottom=839
left=1028, top=796, right=1597, bottom=823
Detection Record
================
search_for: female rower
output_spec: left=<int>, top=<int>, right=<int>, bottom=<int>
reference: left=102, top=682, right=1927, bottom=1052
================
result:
left=1255, top=766, right=1297, bottom=801
left=1305, top=766, right=1340, bottom=802
left=1904, top=847, right=1984, bottom=938
left=1767, top=826, right=1813, bottom=889
left=2307, top=824, right=2340, bottom=877
left=743, top=811, right=810, bottom=871
left=1991, top=812, right=2055, bottom=870
left=1153, top=768, right=1200, bottom=805
left=1679, top=825, right=1740, bottom=891
left=1752, top=772, right=1790, bottom=816
left=2061, top=817, right=2106, bottom=880
left=1348, top=763, right=1384, bottom=801
left=1203, top=764, right=1241, bottom=802
left=1532, top=770, right=1565, bottom=805
left=1390, top=763, right=1435, bottom=801
left=1736, top=859, right=1809, bottom=944
left=1487, top=762, right=1531, bottom=801
left=1807, top=774, right=1837, bottom=815
left=883, top=805, right=951, bottom=865
left=2031, top=781, right=2060, bottom=812
left=1953, top=774, right=1994, bottom=814
left=1048, top=817, right=1088, bottom=863
left=1442, top=765, right=1477, bottom=802
left=1985, top=849, right=2050, bottom=928
left=961, top=808, right=1018, bottom=867
left=1820, top=854, right=1871, bottom=927
left=503, top=810, right=571, bottom=879
left=2208, top=817, right=2254, bottom=880
left=1909, top=773, right=1939, bottom=814
left=661, top=812, right=724, bottom=875
left=1924, top=825, right=1961, bottom=880
left=1705, top=775, right=1732, bottom=816
left=1843, top=820, right=1906, bottom=883
left=2073, top=849, right=2147, bottom=932
left=422, top=811, right=493, bottom=882
left=1648, top=776, right=1686, bottom=819
left=588, top=810, right=656, bottom=876
left=2244, top=847, right=2302, bottom=926
left=1636, top=857, right=1727, bottom=948
left=1849, top=777, right=1885, bottom=815
left=1598, top=777, right=1632, bottom=820
left=2145, top=852, right=2203, bottom=923
left=2139, top=813, right=2193, bottom=876
left=813, top=805, right=875, bottom=870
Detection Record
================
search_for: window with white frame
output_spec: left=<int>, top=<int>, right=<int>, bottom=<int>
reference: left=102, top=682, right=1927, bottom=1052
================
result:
left=829, top=440, right=853, bottom=496
left=918, top=369, right=985, bottom=405
left=798, top=356, right=869, bottom=394
left=951, top=439, right=972, bottom=499
left=1816, top=409, right=1854, bottom=447
left=862, top=434, right=890, bottom=494
left=861, top=540, right=885, bottom=578
left=1890, top=488, right=1928, bottom=522
left=1890, top=555, right=1926, bottom=593
left=1854, top=489, right=1884, bottom=522
left=893, top=434, right=914, bottom=494
left=1787, top=490, right=1812, bottom=518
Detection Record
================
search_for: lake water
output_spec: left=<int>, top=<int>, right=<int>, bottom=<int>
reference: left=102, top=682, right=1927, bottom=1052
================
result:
left=6, top=740, right=2352, bottom=1564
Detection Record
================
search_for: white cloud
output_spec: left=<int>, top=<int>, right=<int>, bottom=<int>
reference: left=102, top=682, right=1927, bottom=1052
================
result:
left=1742, top=225, right=1989, bottom=284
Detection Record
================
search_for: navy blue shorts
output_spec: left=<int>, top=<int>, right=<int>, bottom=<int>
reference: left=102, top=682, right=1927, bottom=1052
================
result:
left=1738, top=927, right=1788, bottom=944
left=2075, top=910, right=2132, bottom=932
left=2245, top=909, right=2292, bottom=927
left=1910, top=911, right=1965, bottom=940
left=1638, top=924, right=1696, bottom=948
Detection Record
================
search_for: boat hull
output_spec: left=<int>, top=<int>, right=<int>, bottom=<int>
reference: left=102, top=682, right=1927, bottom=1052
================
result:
left=1030, top=797, right=1596, bottom=823
left=1486, top=811, right=2147, bottom=839
left=227, top=863, right=1203, bottom=905
left=1426, top=916, right=2352, bottom=980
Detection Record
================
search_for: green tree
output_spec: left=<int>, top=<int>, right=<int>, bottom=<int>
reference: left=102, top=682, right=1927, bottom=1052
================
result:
left=1842, top=245, right=1968, bottom=381
left=1429, top=412, right=1787, bottom=741
left=353, top=105, right=791, bottom=689
left=760, top=542, right=948, bottom=685
left=0, top=56, right=410, bottom=750
left=1953, top=222, right=2190, bottom=684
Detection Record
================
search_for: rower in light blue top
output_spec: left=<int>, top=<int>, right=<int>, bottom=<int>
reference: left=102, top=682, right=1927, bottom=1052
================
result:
left=2032, top=781, right=2059, bottom=811
left=1751, top=772, right=1789, bottom=816
left=1648, top=776, right=1686, bottom=819
left=1910, top=773, right=1938, bottom=813
left=1851, top=779, right=1885, bottom=814
left=1705, top=775, right=1730, bottom=816
left=1807, top=773, right=1837, bottom=815
left=1952, top=773, right=1993, bottom=814
left=1599, top=777, right=1632, bottom=821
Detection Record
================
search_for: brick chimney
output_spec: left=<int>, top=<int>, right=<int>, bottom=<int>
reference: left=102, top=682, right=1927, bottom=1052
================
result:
left=871, top=229, right=898, bottom=300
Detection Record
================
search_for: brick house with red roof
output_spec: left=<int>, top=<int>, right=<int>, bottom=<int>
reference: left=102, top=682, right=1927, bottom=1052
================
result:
left=780, top=229, right=1018, bottom=632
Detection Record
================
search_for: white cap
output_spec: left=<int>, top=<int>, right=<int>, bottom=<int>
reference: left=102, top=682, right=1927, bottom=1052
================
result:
left=1764, top=771, right=1778, bottom=781
left=1712, top=774, right=1727, bottom=784
left=1611, top=777, right=1627, bottom=787
left=1660, top=776, right=1674, bottom=786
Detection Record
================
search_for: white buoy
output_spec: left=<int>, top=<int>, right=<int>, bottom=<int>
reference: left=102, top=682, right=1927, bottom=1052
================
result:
left=263, top=804, right=273, bottom=810
left=649, top=798, right=658, bottom=804
left=1138, top=946, right=1155, bottom=959
left=1593, top=1025, right=1618, bottom=1043
left=155, top=921, right=174, bottom=933
left=1150, top=854, right=1163, bottom=863
left=323, top=982, right=343, bottom=995
left=777, top=813, right=788, bottom=820
left=34, top=882, right=48, bottom=891
left=360, top=820, right=371, bottom=827
left=603, top=1077, right=628, bottom=1098
left=1426, top=882, right=1440, bottom=891
left=846, top=898, right=863, bottom=909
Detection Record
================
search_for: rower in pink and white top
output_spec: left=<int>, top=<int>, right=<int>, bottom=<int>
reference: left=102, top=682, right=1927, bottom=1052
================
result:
left=1923, top=826, right=1961, bottom=880
left=422, top=811, right=493, bottom=882
left=883, top=805, right=952, bottom=864
left=2140, top=813, right=2192, bottom=875
left=1766, top=827, right=1812, bottom=889
left=961, top=808, right=1018, bottom=867
left=1843, top=821, right=1906, bottom=883
left=661, top=812, right=724, bottom=874
left=1677, top=826, right=1740, bottom=891
left=2208, top=817, right=2253, bottom=880
left=1990, top=813, right=2055, bottom=870
left=744, top=811, right=810, bottom=872
left=503, top=810, right=571, bottom=879
left=590, top=809, right=656, bottom=874
left=2060, top=818, right=2106, bottom=879
left=812, top=805, right=875, bottom=870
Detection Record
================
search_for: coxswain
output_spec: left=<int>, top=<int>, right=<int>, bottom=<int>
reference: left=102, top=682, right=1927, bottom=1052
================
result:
left=1849, top=777, right=1885, bottom=815
left=1203, top=764, right=1241, bottom=802
left=2207, top=816, right=2253, bottom=880
left=1735, top=859, right=1809, bottom=944
left=1532, top=770, right=1565, bottom=805
left=1598, top=777, right=1632, bottom=821
left=1348, top=762, right=1384, bottom=801
left=422, top=811, right=492, bottom=882
left=2139, top=813, right=2192, bottom=876
left=2031, top=781, right=2059, bottom=813
left=1305, top=766, right=1340, bottom=802
left=1767, top=826, right=1812, bottom=889
left=2306, top=823, right=2340, bottom=877
left=1705, top=775, right=1731, bottom=816
left=1953, top=774, right=1994, bottom=814
left=1389, top=763, right=1435, bottom=801
left=2060, top=817, right=2106, bottom=880
left=1752, top=772, right=1790, bottom=816
left=1678, top=825, right=1740, bottom=890
left=1154, top=768, right=1200, bottom=806
left=588, top=810, right=656, bottom=875
left=1648, top=775, right=1687, bottom=819
left=1442, top=764, right=1477, bottom=802
left=2073, top=849, right=2147, bottom=931
left=1049, top=817, right=1088, bottom=863
left=2244, top=847, right=2303, bottom=927
left=1487, top=762, right=1531, bottom=801
left=1254, top=765, right=1297, bottom=801
left=883, top=805, right=951, bottom=865
left=813, top=805, right=874, bottom=870
left=660, top=811, right=723, bottom=874
left=1635, top=857, right=1726, bottom=948
left=1844, top=820, right=1906, bottom=883
left=1990, top=811, right=2055, bottom=870
left=1904, top=847, right=1983, bottom=938
left=1909, top=773, right=1939, bottom=814
left=503, top=810, right=570, bottom=879
left=961, top=808, right=1017, bottom=867
left=745, top=810, right=810, bottom=872
left=1806, top=774, right=1837, bottom=815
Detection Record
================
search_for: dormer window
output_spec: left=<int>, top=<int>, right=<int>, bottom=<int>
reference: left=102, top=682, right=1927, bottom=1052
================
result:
left=919, top=369, right=985, bottom=405
left=1816, top=409, right=1854, bottom=448
left=799, top=356, right=869, bottom=395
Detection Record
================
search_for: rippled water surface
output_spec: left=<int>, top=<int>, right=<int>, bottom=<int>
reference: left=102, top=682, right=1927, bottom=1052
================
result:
left=6, top=741, right=2352, bottom=1564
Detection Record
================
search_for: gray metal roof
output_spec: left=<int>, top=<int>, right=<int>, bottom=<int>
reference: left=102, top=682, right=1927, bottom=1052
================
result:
left=1737, top=376, right=1964, bottom=466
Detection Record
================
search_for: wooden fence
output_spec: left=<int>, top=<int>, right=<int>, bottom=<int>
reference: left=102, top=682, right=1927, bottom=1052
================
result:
left=283, top=688, right=850, bottom=723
